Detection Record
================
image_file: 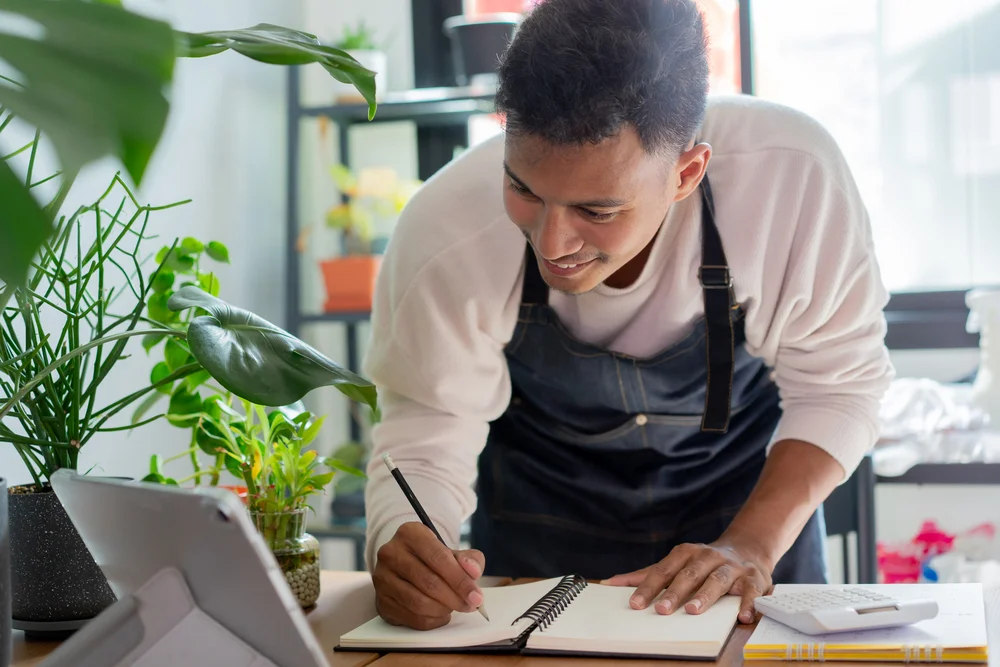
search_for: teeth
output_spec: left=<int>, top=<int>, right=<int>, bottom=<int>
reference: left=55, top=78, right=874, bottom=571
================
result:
left=555, top=263, right=577, bottom=269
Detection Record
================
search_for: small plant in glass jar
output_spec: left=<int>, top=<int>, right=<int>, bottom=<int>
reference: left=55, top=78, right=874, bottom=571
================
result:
left=241, top=406, right=364, bottom=609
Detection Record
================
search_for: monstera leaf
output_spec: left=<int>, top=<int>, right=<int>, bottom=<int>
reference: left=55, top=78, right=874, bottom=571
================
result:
left=177, top=23, right=377, bottom=121
left=167, top=286, right=378, bottom=414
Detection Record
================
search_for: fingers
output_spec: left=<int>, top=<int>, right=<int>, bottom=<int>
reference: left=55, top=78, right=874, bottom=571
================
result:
left=600, top=568, right=650, bottom=587
left=655, top=550, right=728, bottom=615
left=682, top=562, right=738, bottom=615
left=374, top=570, right=452, bottom=630
left=629, top=548, right=691, bottom=611
left=398, top=523, right=483, bottom=612
left=735, top=575, right=767, bottom=624
left=454, top=547, right=486, bottom=581
left=373, top=522, right=487, bottom=630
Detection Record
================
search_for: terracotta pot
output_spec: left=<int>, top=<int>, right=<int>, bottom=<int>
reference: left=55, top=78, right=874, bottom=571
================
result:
left=219, top=485, right=249, bottom=505
left=320, top=255, right=381, bottom=312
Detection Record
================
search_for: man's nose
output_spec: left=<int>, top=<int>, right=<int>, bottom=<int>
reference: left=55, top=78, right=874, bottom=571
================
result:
left=534, top=207, right=583, bottom=260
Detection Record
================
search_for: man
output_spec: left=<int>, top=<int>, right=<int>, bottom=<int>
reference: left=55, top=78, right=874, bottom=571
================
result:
left=362, top=0, right=894, bottom=631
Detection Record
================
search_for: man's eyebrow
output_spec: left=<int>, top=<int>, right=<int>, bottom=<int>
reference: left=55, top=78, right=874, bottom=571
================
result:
left=503, top=162, right=629, bottom=208
left=503, top=162, right=528, bottom=188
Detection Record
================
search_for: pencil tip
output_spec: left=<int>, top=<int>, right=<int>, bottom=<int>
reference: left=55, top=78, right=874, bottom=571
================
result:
left=381, top=453, right=395, bottom=470
left=479, top=605, right=490, bottom=621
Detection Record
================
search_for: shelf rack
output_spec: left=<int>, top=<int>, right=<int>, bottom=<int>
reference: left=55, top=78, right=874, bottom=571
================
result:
left=284, top=65, right=496, bottom=443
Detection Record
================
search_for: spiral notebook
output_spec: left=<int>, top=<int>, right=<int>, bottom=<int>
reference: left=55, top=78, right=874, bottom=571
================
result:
left=337, top=575, right=742, bottom=660
left=743, top=583, right=989, bottom=663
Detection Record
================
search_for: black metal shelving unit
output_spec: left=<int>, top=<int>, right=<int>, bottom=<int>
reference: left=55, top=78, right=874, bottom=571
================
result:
left=284, top=65, right=496, bottom=443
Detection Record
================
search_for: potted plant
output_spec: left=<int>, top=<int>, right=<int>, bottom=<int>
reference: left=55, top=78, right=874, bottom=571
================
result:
left=311, top=163, right=420, bottom=312
left=330, top=20, right=388, bottom=102
left=0, top=3, right=378, bottom=637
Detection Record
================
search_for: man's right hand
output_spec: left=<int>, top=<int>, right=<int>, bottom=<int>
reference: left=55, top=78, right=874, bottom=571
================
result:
left=373, top=521, right=487, bottom=630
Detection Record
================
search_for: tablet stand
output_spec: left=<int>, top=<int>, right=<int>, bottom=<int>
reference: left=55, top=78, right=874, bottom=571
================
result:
left=39, top=566, right=279, bottom=667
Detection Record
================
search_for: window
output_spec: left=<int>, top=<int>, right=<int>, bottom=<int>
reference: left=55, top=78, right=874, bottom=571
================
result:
left=749, top=0, right=1000, bottom=294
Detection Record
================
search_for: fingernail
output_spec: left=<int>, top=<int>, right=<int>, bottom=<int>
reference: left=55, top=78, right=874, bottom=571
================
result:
left=656, top=599, right=672, bottom=613
left=468, top=590, right=483, bottom=608
left=687, top=599, right=702, bottom=612
left=629, top=594, right=645, bottom=609
left=464, top=558, right=482, bottom=578
left=740, top=611, right=753, bottom=623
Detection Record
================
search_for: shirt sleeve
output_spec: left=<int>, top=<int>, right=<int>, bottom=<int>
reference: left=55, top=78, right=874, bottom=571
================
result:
left=360, top=197, right=524, bottom=570
left=747, top=141, right=895, bottom=481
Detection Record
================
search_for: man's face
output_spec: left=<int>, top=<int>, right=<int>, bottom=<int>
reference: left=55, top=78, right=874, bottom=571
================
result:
left=503, top=126, right=708, bottom=294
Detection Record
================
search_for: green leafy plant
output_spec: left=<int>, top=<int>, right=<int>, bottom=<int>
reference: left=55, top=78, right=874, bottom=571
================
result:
left=0, top=175, right=192, bottom=488
left=0, top=0, right=378, bottom=291
left=133, top=236, right=235, bottom=487
left=332, top=19, right=381, bottom=51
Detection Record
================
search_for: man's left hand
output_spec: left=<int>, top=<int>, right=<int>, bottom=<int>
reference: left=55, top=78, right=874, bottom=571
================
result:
left=602, top=540, right=772, bottom=624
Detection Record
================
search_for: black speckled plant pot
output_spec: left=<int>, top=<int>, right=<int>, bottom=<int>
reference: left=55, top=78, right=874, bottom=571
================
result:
left=1, top=478, right=10, bottom=667
left=8, top=484, right=116, bottom=639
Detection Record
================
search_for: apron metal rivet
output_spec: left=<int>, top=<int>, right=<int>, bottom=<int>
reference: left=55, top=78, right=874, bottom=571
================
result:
left=635, top=414, right=648, bottom=426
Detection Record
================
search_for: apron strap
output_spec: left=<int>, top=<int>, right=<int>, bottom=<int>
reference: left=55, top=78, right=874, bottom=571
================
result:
left=521, top=243, right=549, bottom=305
left=698, top=175, right=736, bottom=433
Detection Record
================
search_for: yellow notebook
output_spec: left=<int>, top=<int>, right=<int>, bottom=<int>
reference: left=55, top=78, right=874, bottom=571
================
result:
left=744, top=583, right=989, bottom=663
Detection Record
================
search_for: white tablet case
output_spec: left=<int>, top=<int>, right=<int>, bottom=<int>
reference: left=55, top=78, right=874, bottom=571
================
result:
left=41, top=567, right=278, bottom=667
left=40, top=470, right=329, bottom=667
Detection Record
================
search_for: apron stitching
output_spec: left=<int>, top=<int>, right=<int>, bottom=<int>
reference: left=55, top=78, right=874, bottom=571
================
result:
left=634, top=359, right=651, bottom=412
left=614, top=357, right=630, bottom=412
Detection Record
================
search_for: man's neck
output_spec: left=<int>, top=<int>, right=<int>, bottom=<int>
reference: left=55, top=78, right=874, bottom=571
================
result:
left=603, top=231, right=657, bottom=290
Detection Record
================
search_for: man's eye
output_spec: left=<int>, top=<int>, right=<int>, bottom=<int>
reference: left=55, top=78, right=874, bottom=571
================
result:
left=581, top=208, right=615, bottom=222
left=507, top=180, right=530, bottom=196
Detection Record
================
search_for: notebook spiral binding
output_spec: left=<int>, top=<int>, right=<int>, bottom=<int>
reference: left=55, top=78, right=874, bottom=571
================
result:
left=511, top=574, right=588, bottom=632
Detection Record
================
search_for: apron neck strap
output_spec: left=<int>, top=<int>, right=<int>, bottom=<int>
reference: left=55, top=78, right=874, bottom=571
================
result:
left=698, top=175, right=736, bottom=433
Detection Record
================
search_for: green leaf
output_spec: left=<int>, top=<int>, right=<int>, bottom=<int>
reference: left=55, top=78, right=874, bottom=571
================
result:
left=147, top=292, right=173, bottom=324
left=205, top=241, right=230, bottom=263
left=197, top=272, right=220, bottom=296
left=180, top=237, right=204, bottom=254
left=141, top=472, right=165, bottom=484
left=160, top=248, right=195, bottom=273
left=0, top=0, right=174, bottom=181
left=176, top=24, right=377, bottom=120
left=131, top=391, right=163, bottom=424
left=167, top=286, right=378, bottom=411
left=149, top=454, right=162, bottom=476
left=141, top=332, right=166, bottom=352
left=151, top=270, right=175, bottom=293
left=0, top=159, right=53, bottom=287
left=166, top=385, right=202, bottom=428
left=224, top=450, right=245, bottom=478
left=310, top=471, right=335, bottom=489
left=164, top=337, right=189, bottom=372
left=324, top=458, right=367, bottom=478
left=301, top=415, right=325, bottom=446
left=195, top=419, right=226, bottom=456
left=184, top=368, right=213, bottom=391
left=150, top=361, right=173, bottom=394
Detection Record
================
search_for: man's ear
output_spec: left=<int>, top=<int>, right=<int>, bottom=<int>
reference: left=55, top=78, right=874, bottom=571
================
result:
left=672, top=142, right=712, bottom=203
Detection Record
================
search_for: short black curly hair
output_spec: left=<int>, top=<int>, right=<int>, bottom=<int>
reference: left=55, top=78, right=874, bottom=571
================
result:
left=495, top=0, right=710, bottom=159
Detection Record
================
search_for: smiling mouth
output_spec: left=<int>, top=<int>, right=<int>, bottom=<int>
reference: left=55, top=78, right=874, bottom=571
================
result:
left=541, top=257, right=597, bottom=277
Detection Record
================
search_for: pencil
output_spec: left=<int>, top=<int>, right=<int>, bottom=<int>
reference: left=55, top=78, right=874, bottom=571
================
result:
left=381, top=453, right=490, bottom=621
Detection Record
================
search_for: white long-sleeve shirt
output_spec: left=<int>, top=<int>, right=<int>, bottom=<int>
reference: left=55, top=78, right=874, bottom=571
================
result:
left=361, top=94, right=895, bottom=569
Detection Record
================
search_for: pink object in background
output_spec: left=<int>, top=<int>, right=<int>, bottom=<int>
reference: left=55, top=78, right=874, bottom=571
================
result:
left=463, top=0, right=534, bottom=16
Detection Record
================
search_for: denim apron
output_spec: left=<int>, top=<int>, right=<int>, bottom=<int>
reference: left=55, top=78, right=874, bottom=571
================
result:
left=470, top=177, right=828, bottom=584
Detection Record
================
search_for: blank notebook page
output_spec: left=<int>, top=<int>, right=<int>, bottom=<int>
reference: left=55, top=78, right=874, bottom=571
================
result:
left=339, top=577, right=563, bottom=649
left=526, top=584, right=741, bottom=657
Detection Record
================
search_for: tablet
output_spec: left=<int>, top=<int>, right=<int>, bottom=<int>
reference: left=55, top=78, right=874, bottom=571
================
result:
left=47, top=469, right=329, bottom=667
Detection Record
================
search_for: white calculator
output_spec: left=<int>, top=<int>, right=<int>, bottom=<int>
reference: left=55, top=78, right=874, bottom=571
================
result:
left=754, top=587, right=939, bottom=635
